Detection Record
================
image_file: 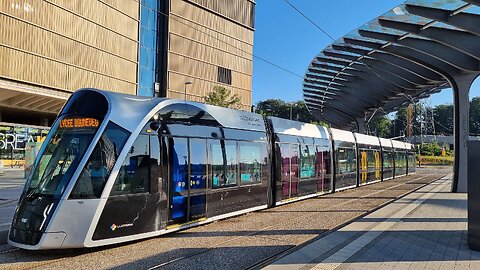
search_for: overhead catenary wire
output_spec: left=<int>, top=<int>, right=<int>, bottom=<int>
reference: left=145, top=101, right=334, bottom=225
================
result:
left=282, top=0, right=410, bottom=117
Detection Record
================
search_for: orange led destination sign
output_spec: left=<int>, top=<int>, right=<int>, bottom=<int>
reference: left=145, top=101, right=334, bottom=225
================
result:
left=59, top=117, right=99, bottom=129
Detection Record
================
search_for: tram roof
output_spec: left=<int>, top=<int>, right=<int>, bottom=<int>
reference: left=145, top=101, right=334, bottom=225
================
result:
left=77, top=89, right=267, bottom=133
left=303, top=0, right=480, bottom=129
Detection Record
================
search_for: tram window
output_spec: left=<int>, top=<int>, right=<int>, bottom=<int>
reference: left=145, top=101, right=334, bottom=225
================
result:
left=367, top=150, right=376, bottom=171
left=300, top=145, right=315, bottom=179
left=396, top=152, right=406, bottom=168
left=70, top=122, right=130, bottom=199
left=336, top=148, right=356, bottom=174
left=280, top=143, right=291, bottom=184
left=190, top=138, right=207, bottom=189
left=110, top=135, right=150, bottom=196
left=211, top=140, right=238, bottom=188
left=239, top=142, right=262, bottom=185
left=383, top=150, right=393, bottom=168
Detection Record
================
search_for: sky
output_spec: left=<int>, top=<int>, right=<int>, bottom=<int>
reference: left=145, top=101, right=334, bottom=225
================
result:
left=251, top=0, right=480, bottom=108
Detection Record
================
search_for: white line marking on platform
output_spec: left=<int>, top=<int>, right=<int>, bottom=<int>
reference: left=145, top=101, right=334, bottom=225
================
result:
left=311, top=179, right=450, bottom=270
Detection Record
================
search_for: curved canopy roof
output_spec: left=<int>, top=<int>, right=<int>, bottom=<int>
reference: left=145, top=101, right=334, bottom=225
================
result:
left=303, top=0, right=480, bottom=129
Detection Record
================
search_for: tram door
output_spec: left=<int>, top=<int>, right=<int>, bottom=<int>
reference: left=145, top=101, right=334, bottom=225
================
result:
left=374, top=151, right=381, bottom=180
left=281, top=143, right=299, bottom=200
left=168, top=137, right=207, bottom=225
left=360, top=151, right=368, bottom=184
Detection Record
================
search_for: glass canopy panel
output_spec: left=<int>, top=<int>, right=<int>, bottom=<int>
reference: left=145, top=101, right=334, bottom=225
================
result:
left=306, top=72, right=336, bottom=80
left=432, top=21, right=468, bottom=31
left=344, top=30, right=389, bottom=45
left=382, top=6, right=433, bottom=25
left=312, top=61, right=348, bottom=70
left=324, top=48, right=362, bottom=58
left=464, top=5, right=480, bottom=15
left=334, top=42, right=376, bottom=54
left=404, top=0, right=468, bottom=11
left=360, top=20, right=408, bottom=36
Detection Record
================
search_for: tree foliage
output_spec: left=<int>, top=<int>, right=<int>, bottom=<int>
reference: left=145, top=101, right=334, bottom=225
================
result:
left=254, top=99, right=322, bottom=124
left=368, top=116, right=392, bottom=138
left=433, top=104, right=453, bottom=135
left=255, top=96, right=480, bottom=137
left=418, top=143, right=452, bottom=156
left=204, top=86, right=241, bottom=109
left=470, top=97, right=480, bottom=135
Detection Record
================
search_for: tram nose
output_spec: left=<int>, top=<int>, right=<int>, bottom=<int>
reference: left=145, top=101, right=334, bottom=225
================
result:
left=9, top=196, right=59, bottom=247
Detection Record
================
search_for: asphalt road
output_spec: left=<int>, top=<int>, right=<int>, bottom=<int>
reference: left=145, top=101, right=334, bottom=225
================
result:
left=0, top=167, right=450, bottom=270
left=0, top=170, right=25, bottom=232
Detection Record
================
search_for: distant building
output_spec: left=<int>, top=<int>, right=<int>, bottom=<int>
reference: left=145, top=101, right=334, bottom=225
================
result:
left=407, top=135, right=480, bottom=150
left=0, top=0, right=255, bottom=164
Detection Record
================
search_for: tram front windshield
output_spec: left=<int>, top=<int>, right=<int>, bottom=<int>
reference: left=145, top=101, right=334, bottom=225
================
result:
left=25, top=117, right=100, bottom=199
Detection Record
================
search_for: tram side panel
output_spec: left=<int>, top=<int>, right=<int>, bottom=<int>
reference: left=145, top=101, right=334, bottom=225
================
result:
left=355, top=133, right=382, bottom=186
left=92, top=133, right=166, bottom=240
left=205, top=128, right=270, bottom=218
left=382, top=147, right=395, bottom=180
left=406, top=143, right=416, bottom=175
left=268, top=117, right=332, bottom=204
left=379, top=138, right=394, bottom=181
left=392, top=140, right=408, bottom=178
left=330, top=129, right=357, bottom=191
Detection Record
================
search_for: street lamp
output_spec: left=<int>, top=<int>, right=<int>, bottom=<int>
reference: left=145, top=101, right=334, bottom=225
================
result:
left=184, top=81, right=192, bottom=100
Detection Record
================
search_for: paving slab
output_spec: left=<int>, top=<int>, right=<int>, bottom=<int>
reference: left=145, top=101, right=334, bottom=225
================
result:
left=265, top=173, right=480, bottom=270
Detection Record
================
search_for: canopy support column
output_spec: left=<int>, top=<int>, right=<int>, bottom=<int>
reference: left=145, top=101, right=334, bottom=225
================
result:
left=452, top=74, right=476, bottom=193
left=356, top=117, right=366, bottom=134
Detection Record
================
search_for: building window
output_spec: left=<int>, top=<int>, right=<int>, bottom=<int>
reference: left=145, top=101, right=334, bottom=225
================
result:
left=218, top=66, right=232, bottom=85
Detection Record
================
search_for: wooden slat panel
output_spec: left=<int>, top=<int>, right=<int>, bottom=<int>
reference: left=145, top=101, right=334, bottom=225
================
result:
left=0, top=0, right=138, bottom=61
left=0, top=0, right=139, bottom=96
left=187, top=0, right=254, bottom=29
left=169, top=33, right=252, bottom=74
left=170, top=1, right=254, bottom=45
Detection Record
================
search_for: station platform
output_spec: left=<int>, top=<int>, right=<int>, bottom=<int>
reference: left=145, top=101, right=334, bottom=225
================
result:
left=264, top=173, right=478, bottom=270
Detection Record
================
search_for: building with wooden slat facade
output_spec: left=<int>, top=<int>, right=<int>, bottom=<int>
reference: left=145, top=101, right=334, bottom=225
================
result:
left=0, top=0, right=255, bottom=164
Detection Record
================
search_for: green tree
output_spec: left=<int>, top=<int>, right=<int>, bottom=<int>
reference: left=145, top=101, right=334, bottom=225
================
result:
left=433, top=104, right=453, bottom=135
left=470, top=97, right=480, bottom=135
left=204, top=86, right=241, bottom=109
left=255, top=99, right=290, bottom=119
left=418, top=143, right=444, bottom=156
left=369, top=116, right=392, bottom=138
left=255, top=99, right=319, bottom=123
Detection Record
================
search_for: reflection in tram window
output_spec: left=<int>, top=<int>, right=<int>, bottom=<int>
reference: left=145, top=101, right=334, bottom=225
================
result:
left=239, top=142, right=262, bottom=184
left=395, top=151, right=407, bottom=176
left=336, top=148, right=356, bottom=174
left=26, top=124, right=96, bottom=198
left=189, top=138, right=207, bottom=190
left=25, top=116, right=103, bottom=199
left=279, top=143, right=291, bottom=198
left=170, top=137, right=188, bottom=220
left=211, top=140, right=238, bottom=187
left=300, top=145, right=315, bottom=179
left=110, top=135, right=150, bottom=195
left=316, top=144, right=331, bottom=192
left=70, top=122, right=130, bottom=199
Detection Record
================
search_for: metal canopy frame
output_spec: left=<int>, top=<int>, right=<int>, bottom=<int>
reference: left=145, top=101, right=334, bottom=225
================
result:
left=303, top=0, right=480, bottom=192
